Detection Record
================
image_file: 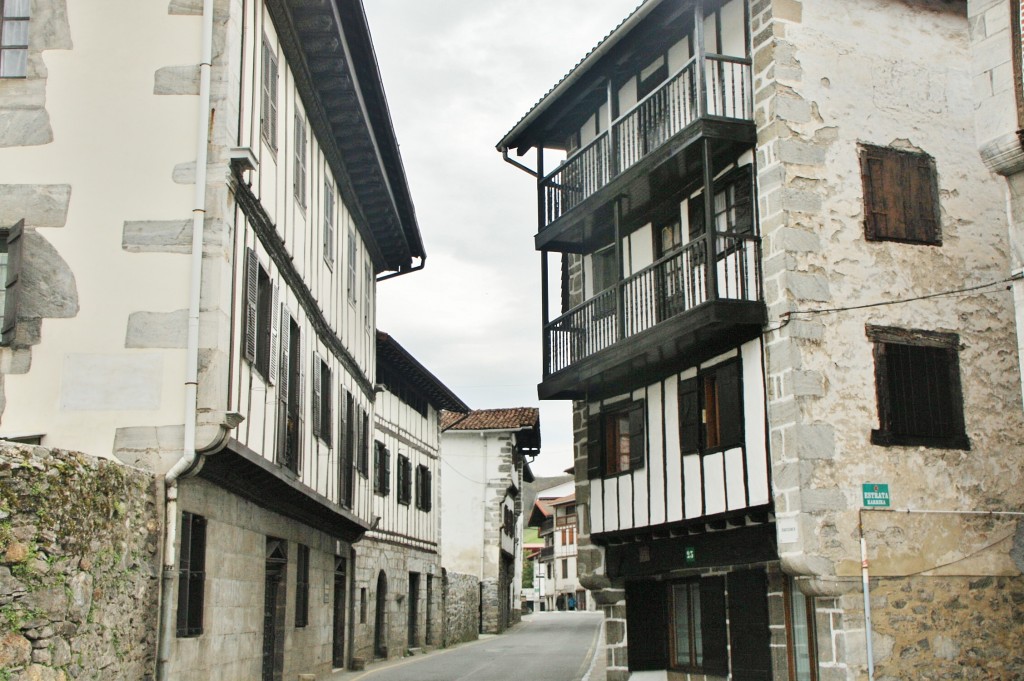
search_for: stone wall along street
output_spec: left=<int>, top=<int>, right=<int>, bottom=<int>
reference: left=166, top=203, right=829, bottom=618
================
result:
left=0, top=443, right=160, bottom=681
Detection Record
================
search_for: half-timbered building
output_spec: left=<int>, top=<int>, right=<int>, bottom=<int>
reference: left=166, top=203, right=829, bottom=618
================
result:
left=499, top=1, right=1024, bottom=679
left=0, top=0, right=428, bottom=679
left=352, top=331, right=467, bottom=664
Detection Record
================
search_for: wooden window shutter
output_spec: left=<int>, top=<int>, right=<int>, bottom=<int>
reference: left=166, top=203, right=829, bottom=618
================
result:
left=727, top=569, right=772, bottom=681
left=732, top=165, right=754, bottom=235
left=716, top=362, right=743, bottom=449
left=625, top=580, right=668, bottom=671
left=860, top=146, right=891, bottom=241
left=311, top=353, right=321, bottom=439
left=424, top=470, right=432, bottom=511
left=360, top=410, right=370, bottom=476
left=383, top=447, right=391, bottom=495
left=628, top=403, right=646, bottom=470
left=244, top=248, right=259, bottom=362
left=2, top=220, right=24, bottom=346
left=908, top=152, right=940, bottom=245
left=586, top=414, right=603, bottom=478
left=700, top=576, right=728, bottom=675
left=267, top=284, right=280, bottom=385
left=678, top=377, right=700, bottom=454
left=275, top=306, right=290, bottom=464
left=295, top=333, right=304, bottom=475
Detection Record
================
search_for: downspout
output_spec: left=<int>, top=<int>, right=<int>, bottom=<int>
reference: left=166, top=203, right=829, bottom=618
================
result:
left=157, top=0, right=214, bottom=677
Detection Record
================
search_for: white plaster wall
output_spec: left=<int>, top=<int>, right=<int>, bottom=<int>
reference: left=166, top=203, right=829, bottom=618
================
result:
left=370, top=391, right=440, bottom=547
left=0, top=1, right=199, bottom=456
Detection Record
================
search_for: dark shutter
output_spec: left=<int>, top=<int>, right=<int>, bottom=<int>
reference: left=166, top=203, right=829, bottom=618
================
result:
left=267, top=284, right=279, bottom=385
left=861, top=145, right=940, bottom=245
left=373, top=442, right=383, bottom=493
left=360, top=411, right=370, bottom=476
left=276, top=306, right=290, bottom=465
left=716, top=362, right=743, bottom=449
left=295, top=334, right=304, bottom=474
left=244, top=248, right=258, bottom=362
left=909, top=152, right=940, bottom=244
left=728, top=569, right=771, bottom=681
left=629, top=403, right=645, bottom=470
left=732, top=165, right=754, bottom=235
left=700, top=576, right=728, bottom=676
left=311, top=353, right=321, bottom=438
left=383, top=447, right=391, bottom=495
left=587, top=414, right=603, bottom=478
left=625, top=580, right=668, bottom=671
left=1, top=221, right=23, bottom=346
left=678, top=377, right=700, bottom=454
left=423, top=469, right=432, bottom=511
left=688, top=193, right=705, bottom=241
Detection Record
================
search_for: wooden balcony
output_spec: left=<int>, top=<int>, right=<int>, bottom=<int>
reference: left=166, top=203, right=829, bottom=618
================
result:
left=538, top=53, right=753, bottom=244
left=540, top=233, right=765, bottom=400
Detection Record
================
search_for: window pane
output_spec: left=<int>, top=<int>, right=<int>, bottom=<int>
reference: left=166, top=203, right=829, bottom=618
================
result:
left=4, top=0, right=29, bottom=17
left=0, top=48, right=26, bottom=77
left=672, top=584, right=691, bottom=666
left=790, top=587, right=813, bottom=681
left=691, top=583, right=702, bottom=666
left=3, top=20, right=28, bottom=46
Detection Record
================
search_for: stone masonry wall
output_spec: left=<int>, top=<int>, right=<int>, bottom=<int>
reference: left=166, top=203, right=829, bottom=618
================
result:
left=0, top=442, right=161, bottom=681
left=442, top=570, right=478, bottom=647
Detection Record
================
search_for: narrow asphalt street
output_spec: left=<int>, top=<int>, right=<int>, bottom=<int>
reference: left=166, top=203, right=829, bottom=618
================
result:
left=336, top=611, right=604, bottom=681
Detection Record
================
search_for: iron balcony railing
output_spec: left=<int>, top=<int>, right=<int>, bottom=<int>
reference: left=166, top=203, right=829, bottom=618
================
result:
left=539, top=517, right=554, bottom=534
left=542, top=53, right=753, bottom=227
left=544, top=232, right=760, bottom=376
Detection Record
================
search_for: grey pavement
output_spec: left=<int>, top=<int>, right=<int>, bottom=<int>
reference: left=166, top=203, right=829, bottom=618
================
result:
left=331, top=610, right=606, bottom=681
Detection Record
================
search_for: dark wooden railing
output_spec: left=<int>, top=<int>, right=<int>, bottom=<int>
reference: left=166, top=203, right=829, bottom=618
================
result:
left=544, top=233, right=760, bottom=376
left=540, top=54, right=753, bottom=227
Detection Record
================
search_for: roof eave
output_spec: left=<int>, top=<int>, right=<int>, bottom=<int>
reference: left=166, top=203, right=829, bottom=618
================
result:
left=496, top=0, right=662, bottom=153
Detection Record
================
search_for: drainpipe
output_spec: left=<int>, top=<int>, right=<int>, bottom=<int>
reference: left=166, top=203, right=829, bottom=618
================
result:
left=156, top=0, right=214, bottom=677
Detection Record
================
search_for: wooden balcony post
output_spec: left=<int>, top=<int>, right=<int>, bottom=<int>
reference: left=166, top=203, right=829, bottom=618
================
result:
left=614, top=198, right=625, bottom=343
left=538, top=147, right=551, bottom=376
left=702, top=138, right=719, bottom=302
left=542, top=250, right=550, bottom=377
left=694, top=0, right=707, bottom=119
left=607, top=78, right=618, bottom=178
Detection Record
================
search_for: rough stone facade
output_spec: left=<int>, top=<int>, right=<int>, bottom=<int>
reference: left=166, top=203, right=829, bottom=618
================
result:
left=441, top=570, right=479, bottom=648
left=0, top=443, right=160, bottom=681
left=169, top=477, right=354, bottom=681
left=750, top=0, right=1024, bottom=679
left=350, top=538, right=441, bottom=665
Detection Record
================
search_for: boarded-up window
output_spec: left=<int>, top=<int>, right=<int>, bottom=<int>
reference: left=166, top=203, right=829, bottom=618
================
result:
left=868, top=325, right=968, bottom=449
left=860, top=145, right=940, bottom=245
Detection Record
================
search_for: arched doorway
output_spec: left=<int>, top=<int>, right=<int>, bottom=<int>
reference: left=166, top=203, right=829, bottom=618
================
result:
left=374, top=571, right=388, bottom=658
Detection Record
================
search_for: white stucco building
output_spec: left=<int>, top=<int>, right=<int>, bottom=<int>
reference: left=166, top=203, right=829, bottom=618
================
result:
left=439, top=408, right=540, bottom=634
left=0, top=1, right=435, bottom=678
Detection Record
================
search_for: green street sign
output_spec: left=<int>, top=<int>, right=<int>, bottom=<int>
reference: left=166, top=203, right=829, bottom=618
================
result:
left=685, top=546, right=696, bottom=565
left=862, top=483, right=890, bottom=508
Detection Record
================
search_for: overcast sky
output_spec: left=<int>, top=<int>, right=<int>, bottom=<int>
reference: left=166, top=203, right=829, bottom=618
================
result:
left=363, top=1, right=640, bottom=477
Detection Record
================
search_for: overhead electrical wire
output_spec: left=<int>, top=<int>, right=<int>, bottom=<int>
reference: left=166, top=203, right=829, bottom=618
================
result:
left=763, top=272, right=1023, bottom=333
